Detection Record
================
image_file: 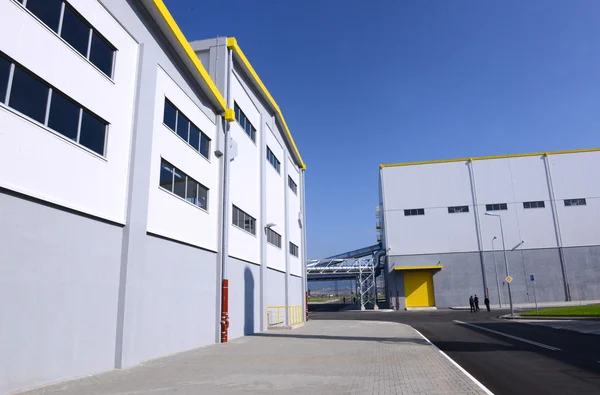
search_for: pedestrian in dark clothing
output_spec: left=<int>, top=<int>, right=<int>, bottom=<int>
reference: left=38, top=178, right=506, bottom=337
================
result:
left=474, top=295, right=480, bottom=312
left=469, top=295, right=475, bottom=313
left=484, top=296, right=490, bottom=312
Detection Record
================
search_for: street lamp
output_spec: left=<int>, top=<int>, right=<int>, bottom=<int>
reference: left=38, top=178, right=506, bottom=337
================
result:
left=485, top=212, right=514, bottom=316
left=491, top=237, right=502, bottom=308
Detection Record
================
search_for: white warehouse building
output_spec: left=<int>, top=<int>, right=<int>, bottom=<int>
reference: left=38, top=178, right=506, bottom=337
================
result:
left=379, top=149, right=600, bottom=310
left=0, top=0, right=306, bottom=393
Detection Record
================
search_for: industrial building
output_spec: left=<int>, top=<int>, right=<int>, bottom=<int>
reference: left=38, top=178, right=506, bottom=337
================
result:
left=379, top=149, right=600, bottom=310
left=0, top=0, right=306, bottom=393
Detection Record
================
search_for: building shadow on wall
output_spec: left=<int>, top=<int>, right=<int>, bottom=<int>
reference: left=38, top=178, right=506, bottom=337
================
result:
left=244, top=267, right=255, bottom=335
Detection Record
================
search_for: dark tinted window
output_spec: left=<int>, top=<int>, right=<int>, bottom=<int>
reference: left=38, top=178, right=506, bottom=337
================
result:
left=79, top=110, right=106, bottom=155
left=200, top=134, right=210, bottom=159
left=0, top=55, right=10, bottom=103
left=61, top=6, right=91, bottom=56
left=176, top=112, right=189, bottom=141
left=48, top=90, right=79, bottom=141
left=189, top=124, right=200, bottom=151
left=173, top=168, right=186, bottom=199
left=186, top=178, right=198, bottom=205
left=25, top=0, right=63, bottom=32
left=9, top=66, right=49, bottom=123
left=163, top=99, right=177, bottom=130
left=160, top=160, right=173, bottom=191
left=198, top=184, right=208, bottom=210
left=89, top=31, right=114, bottom=77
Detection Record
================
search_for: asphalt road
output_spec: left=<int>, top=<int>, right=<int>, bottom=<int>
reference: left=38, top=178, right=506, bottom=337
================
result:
left=310, top=304, right=600, bottom=395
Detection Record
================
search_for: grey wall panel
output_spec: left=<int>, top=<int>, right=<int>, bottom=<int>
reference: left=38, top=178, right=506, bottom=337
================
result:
left=0, top=192, right=122, bottom=394
left=289, top=275, right=303, bottom=307
left=121, top=235, right=217, bottom=366
left=228, top=258, right=261, bottom=339
left=266, top=268, right=286, bottom=307
left=563, top=246, right=600, bottom=301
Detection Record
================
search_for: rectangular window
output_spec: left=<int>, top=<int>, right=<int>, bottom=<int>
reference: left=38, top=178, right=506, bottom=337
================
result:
left=234, top=102, right=256, bottom=142
left=24, top=0, right=63, bottom=33
left=404, top=208, right=425, bottom=216
left=19, top=0, right=116, bottom=78
left=1, top=50, right=109, bottom=156
left=290, top=242, right=299, bottom=257
left=0, top=55, right=10, bottom=103
left=232, top=205, right=256, bottom=235
left=485, top=203, right=508, bottom=211
left=163, top=98, right=211, bottom=159
left=47, top=90, right=80, bottom=141
left=523, top=201, right=545, bottom=209
left=9, top=66, right=49, bottom=124
left=266, top=228, right=282, bottom=248
left=564, top=198, right=586, bottom=207
left=288, top=176, right=298, bottom=194
left=267, top=147, right=280, bottom=173
left=448, top=206, right=469, bottom=214
left=159, top=159, right=209, bottom=210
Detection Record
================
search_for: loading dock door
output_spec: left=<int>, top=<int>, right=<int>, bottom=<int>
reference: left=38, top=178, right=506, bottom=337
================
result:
left=404, top=271, right=435, bottom=307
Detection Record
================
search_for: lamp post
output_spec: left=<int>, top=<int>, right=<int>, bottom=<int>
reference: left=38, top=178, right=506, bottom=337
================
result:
left=485, top=212, right=514, bottom=316
left=491, top=236, right=502, bottom=308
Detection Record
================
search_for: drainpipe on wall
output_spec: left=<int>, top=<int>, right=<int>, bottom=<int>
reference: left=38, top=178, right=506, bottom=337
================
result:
left=219, top=47, right=234, bottom=343
left=467, top=160, right=489, bottom=298
left=300, top=170, right=308, bottom=321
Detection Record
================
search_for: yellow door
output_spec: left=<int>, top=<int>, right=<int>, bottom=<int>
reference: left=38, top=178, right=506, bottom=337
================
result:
left=404, top=271, right=435, bottom=307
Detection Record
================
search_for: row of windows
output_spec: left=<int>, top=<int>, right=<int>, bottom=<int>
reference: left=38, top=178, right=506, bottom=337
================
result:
left=290, top=242, right=299, bottom=257
left=234, top=102, right=256, bottom=142
left=266, top=228, right=282, bottom=248
left=232, top=205, right=256, bottom=235
left=288, top=176, right=297, bottom=195
left=18, top=0, right=116, bottom=78
left=0, top=52, right=108, bottom=155
left=267, top=146, right=280, bottom=173
left=159, top=159, right=208, bottom=210
left=405, top=198, right=588, bottom=216
left=163, top=99, right=211, bottom=159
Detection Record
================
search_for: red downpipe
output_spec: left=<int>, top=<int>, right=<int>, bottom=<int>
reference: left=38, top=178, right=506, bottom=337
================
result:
left=221, top=279, right=229, bottom=343
left=305, top=291, right=309, bottom=321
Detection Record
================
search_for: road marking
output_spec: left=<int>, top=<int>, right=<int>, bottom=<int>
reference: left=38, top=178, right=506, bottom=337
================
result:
left=454, top=320, right=561, bottom=351
left=413, top=328, right=495, bottom=395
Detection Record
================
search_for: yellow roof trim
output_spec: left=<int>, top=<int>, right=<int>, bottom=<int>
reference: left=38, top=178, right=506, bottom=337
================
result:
left=227, top=37, right=306, bottom=170
left=380, top=147, right=600, bottom=169
left=151, top=0, right=227, bottom=112
left=394, top=265, right=444, bottom=271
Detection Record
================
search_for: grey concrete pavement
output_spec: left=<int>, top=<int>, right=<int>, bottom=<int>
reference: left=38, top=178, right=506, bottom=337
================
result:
left=19, top=320, right=488, bottom=395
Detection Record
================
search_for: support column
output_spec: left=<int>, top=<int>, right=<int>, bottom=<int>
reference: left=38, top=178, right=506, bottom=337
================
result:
left=467, top=160, right=489, bottom=298
left=283, top=151, right=291, bottom=325
left=259, top=114, right=267, bottom=331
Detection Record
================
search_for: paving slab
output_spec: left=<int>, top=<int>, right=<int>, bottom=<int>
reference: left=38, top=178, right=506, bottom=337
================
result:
left=19, top=320, right=488, bottom=395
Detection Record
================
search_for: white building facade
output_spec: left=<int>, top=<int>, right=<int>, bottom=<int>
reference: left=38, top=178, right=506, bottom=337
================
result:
left=0, top=0, right=306, bottom=393
left=379, top=150, right=600, bottom=310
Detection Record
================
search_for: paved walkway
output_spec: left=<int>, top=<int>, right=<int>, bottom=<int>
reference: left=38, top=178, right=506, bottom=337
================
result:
left=20, top=320, right=488, bottom=395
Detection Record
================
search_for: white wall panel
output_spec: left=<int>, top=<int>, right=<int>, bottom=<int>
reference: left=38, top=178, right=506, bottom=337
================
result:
left=228, top=74, right=260, bottom=264
left=265, top=124, right=285, bottom=272
left=556, top=198, right=600, bottom=247
left=146, top=67, right=219, bottom=251
left=381, top=161, right=472, bottom=210
left=548, top=152, right=600, bottom=200
left=472, top=159, right=515, bottom=205
left=0, top=0, right=138, bottom=223
left=507, top=156, right=551, bottom=203
left=384, top=207, right=479, bottom=255
left=287, top=158, right=302, bottom=277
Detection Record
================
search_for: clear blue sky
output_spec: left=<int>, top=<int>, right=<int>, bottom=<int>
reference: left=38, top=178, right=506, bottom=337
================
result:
left=166, top=0, right=600, bottom=259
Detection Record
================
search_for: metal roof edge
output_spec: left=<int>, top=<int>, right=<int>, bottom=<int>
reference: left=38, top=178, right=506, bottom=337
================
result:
left=143, top=0, right=228, bottom=112
left=379, top=147, right=600, bottom=169
left=226, top=37, right=306, bottom=171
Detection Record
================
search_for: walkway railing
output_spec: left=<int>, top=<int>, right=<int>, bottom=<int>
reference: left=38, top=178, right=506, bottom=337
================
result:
left=266, top=305, right=303, bottom=328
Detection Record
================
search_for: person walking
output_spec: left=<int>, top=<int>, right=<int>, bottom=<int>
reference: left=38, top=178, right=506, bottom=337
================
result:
left=484, top=296, right=490, bottom=312
left=474, top=295, right=480, bottom=312
left=469, top=295, right=475, bottom=313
